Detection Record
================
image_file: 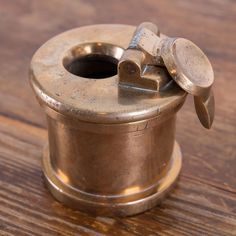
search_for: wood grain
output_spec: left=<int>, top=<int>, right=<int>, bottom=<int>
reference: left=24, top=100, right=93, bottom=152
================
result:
left=0, top=0, right=235, bottom=235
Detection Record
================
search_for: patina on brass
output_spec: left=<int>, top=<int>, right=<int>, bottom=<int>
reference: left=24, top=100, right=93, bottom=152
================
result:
left=30, top=22, right=214, bottom=216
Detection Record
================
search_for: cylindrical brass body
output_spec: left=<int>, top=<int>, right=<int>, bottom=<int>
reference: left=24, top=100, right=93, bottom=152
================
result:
left=30, top=24, right=186, bottom=216
left=43, top=108, right=182, bottom=216
left=48, top=116, right=176, bottom=195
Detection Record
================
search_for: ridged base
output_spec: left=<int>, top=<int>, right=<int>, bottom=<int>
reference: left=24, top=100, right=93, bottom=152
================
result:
left=42, top=142, right=182, bottom=217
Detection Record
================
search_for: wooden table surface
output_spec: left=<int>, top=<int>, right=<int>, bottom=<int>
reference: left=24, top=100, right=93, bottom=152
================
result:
left=0, top=0, right=235, bottom=235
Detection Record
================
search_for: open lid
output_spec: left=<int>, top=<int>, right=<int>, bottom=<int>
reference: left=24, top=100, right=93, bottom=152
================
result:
left=161, top=38, right=214, bottom=97
left=118, top=22, right=215, bottom=128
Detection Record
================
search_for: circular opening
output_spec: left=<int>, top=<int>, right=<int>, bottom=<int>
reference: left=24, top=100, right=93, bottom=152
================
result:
left=66, top=54, right=118, bottom=79
left=63, top=43, right=124, bottom=79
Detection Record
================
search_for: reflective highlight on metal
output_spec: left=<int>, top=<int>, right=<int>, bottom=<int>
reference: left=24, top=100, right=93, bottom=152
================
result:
left=30, top=23, right=214, bottom=216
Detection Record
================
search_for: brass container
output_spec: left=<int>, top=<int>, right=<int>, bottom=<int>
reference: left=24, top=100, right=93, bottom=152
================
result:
left=30, top=24, right=187, bottom=216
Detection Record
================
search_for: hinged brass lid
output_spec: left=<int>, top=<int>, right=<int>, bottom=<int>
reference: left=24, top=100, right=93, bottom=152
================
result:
left=118, top=22, right=215, bottom=128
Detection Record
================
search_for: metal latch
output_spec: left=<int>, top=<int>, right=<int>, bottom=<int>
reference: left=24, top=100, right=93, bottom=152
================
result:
left=118, top=22, right=215, bottom=129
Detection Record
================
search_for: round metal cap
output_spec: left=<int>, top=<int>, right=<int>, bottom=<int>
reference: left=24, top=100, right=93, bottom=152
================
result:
left=161, top=38, right=214, bottom=97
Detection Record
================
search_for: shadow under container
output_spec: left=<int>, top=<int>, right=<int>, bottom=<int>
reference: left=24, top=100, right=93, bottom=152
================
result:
left=30, top=24, right=187, bottom=216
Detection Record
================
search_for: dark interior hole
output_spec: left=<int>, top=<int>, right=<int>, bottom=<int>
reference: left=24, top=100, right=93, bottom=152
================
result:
left=65, top=54, right=118, bottom=79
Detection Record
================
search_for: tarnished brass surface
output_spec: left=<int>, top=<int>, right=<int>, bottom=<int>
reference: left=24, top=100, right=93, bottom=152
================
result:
left=30, top=23, right=214, bottom=216
left=30, top=25, right=186, bottom=124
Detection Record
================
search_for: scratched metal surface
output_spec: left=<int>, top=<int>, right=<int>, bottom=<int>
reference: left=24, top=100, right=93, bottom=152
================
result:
left=0, top=0, right=235, bottom=235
